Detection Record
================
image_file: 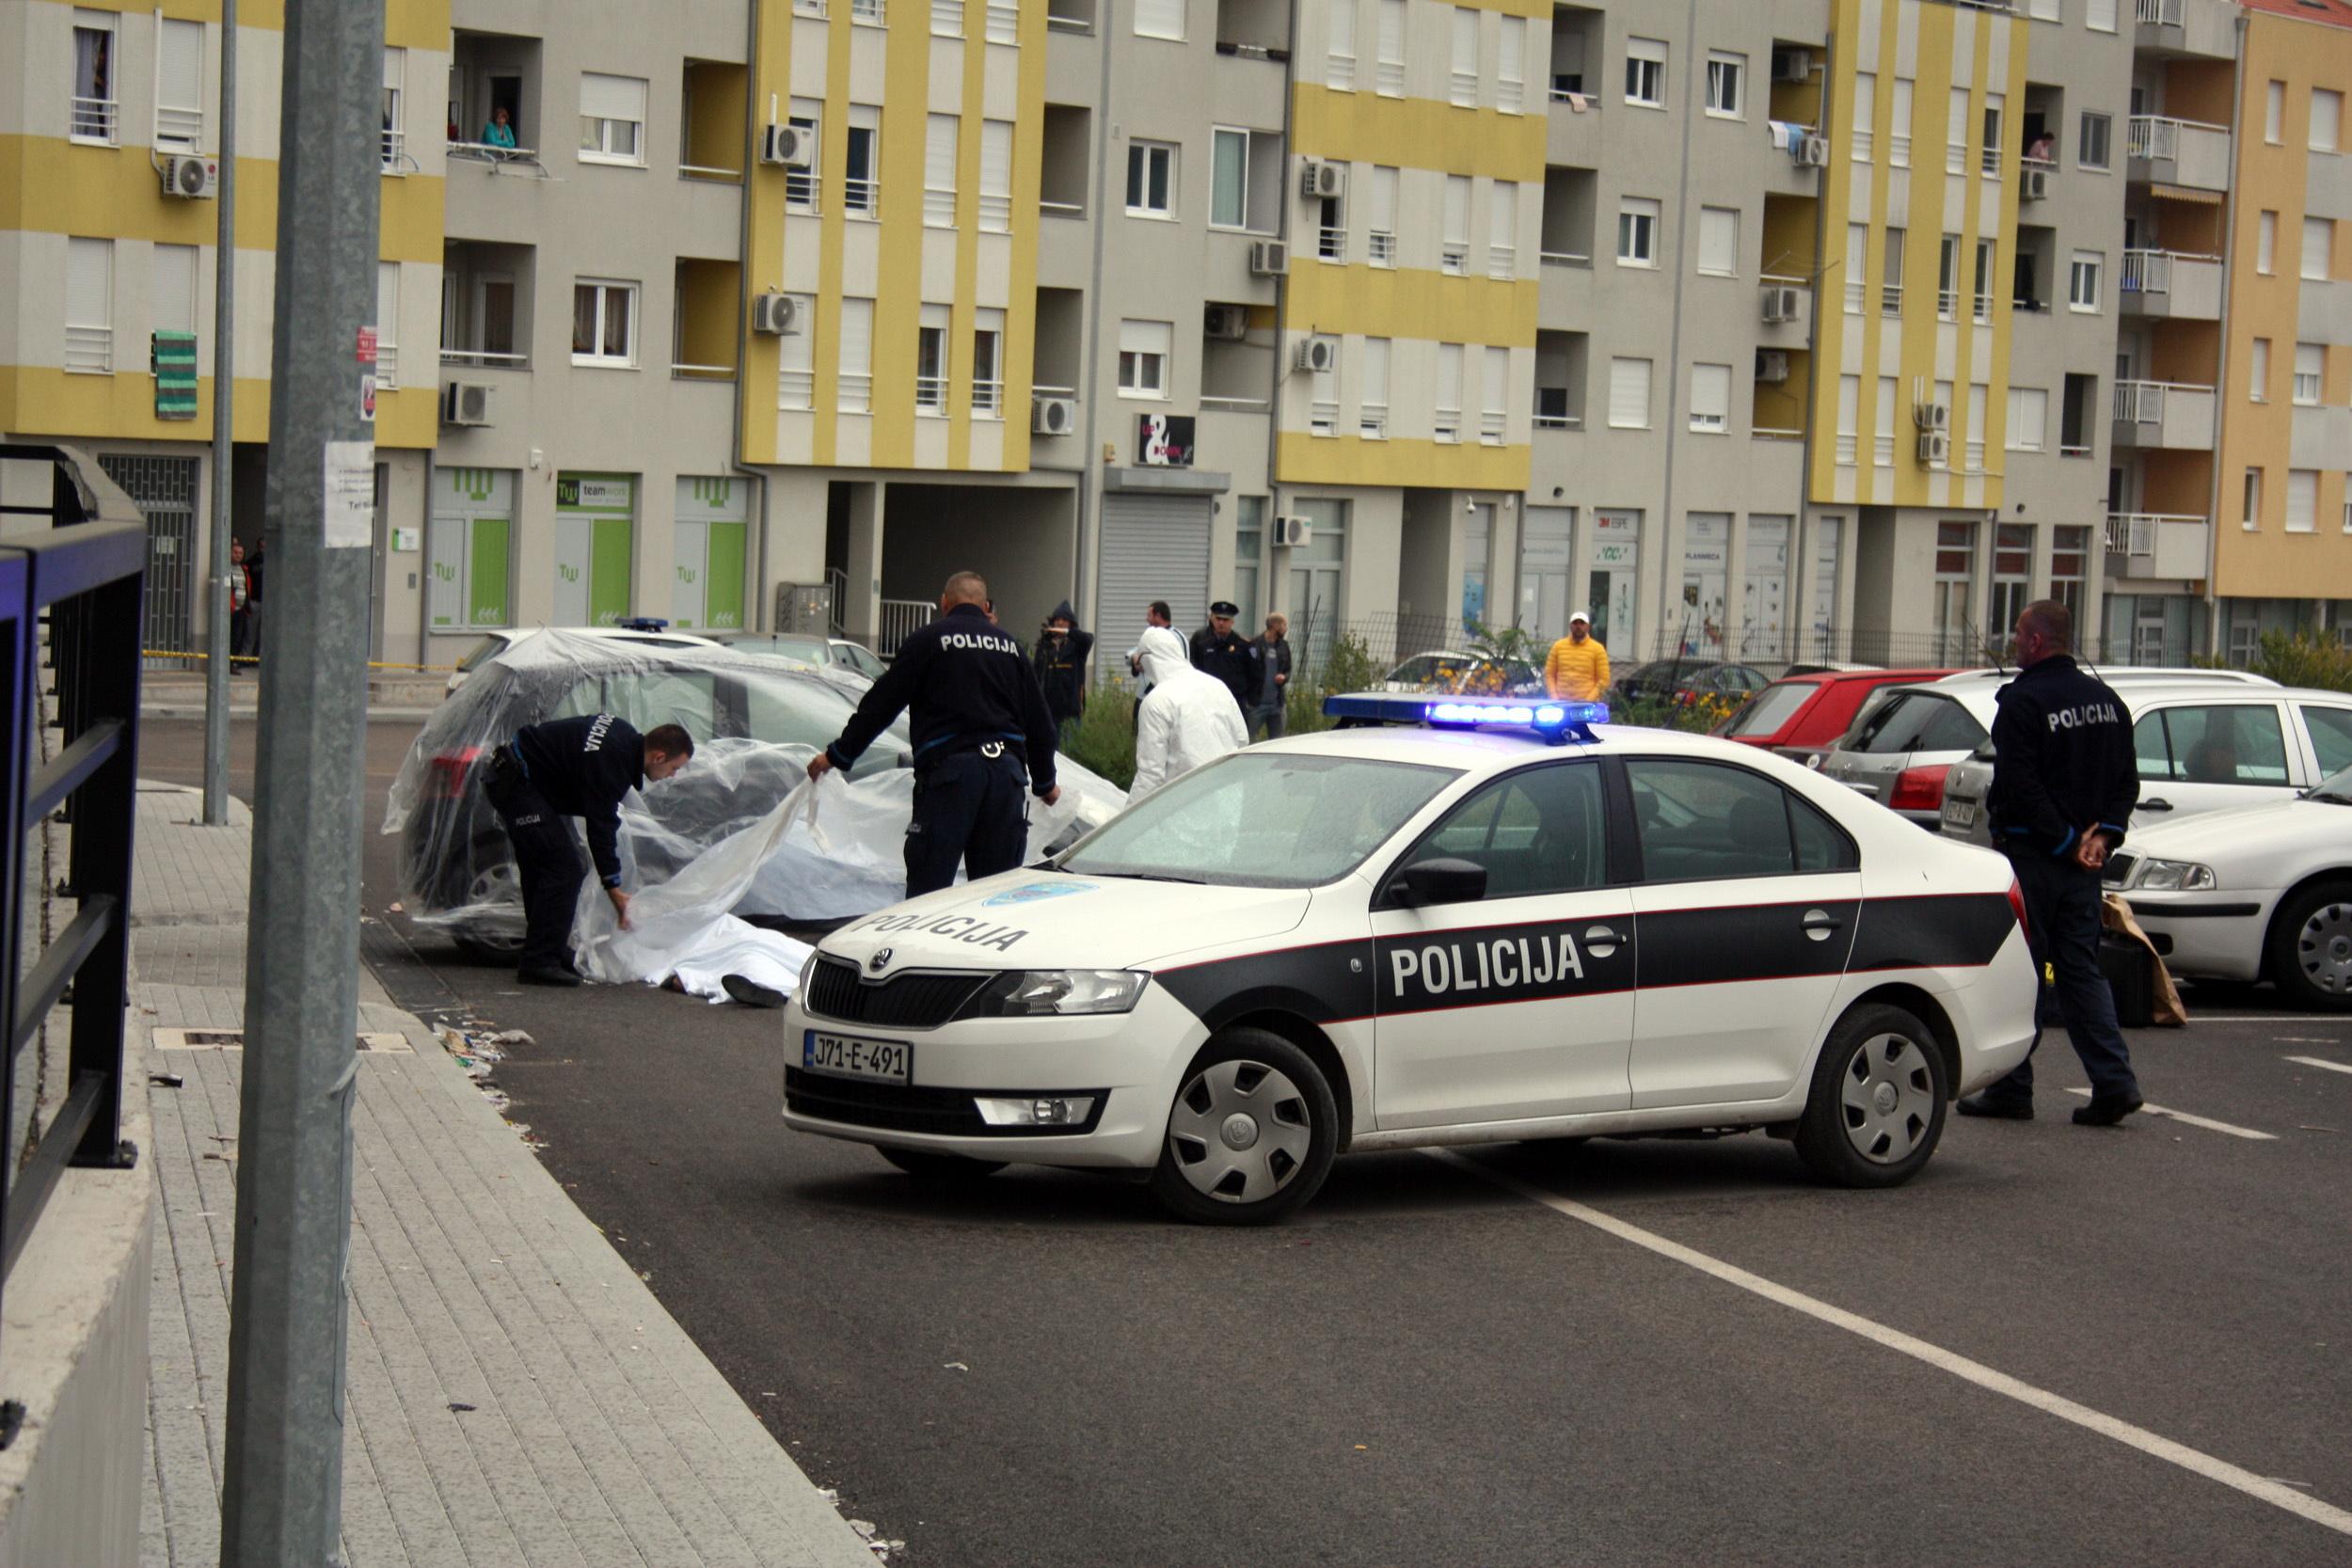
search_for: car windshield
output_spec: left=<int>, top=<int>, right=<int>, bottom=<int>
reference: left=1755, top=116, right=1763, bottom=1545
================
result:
left=454, top=635, right=507, bottom=673
left=1057, top=752, right=1459, bottom=888
left=2309, top=768, right=2352, bottom=805
left=1723, top=681, right=1816, bottom=736
left=1846, top=690, right=1985, bottom=754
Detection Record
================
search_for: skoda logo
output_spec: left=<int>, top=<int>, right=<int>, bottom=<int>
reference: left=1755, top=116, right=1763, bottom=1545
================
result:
left=869, top=948, right=893, bottom=974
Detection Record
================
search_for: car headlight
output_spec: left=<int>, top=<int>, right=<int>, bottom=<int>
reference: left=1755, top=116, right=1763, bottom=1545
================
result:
left=2133, top=859, right=2217, bottom=892
left=964, top=970, right=1149, bottom=1017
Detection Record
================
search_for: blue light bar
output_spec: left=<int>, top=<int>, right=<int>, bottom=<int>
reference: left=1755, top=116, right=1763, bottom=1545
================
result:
left=1320, top=691, right=1608, bottom=743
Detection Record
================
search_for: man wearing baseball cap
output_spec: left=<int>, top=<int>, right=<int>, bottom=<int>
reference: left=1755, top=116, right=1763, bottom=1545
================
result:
left=1544, top=610, right=1612, bottom=705
left=1189, top=600, right=1254, bottom=716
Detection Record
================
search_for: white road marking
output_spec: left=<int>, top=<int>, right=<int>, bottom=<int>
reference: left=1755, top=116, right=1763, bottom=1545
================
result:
left=2285, top=1055, right=2352, bottom=1077
left=2059, top=1088, right=2278, bottom=1141
left=1428, top=1148, right=2352, bottom=1541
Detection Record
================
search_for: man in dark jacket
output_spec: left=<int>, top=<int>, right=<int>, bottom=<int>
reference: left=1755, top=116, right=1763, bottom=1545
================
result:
left=1032, top=599, right=1094, bottom=747
left=809, top=570, right=1061, bottom=897
left=1247, top=612, right=1292, bottom=738
left=484, top=715, right=694, bottom=986
left=1960, top=600, right=2144, bottom=1126
left=1189, top=600, right=1253, bottom=715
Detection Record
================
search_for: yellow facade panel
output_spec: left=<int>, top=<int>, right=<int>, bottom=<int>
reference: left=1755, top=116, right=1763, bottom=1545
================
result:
left=1277, top=433, right=1529, bottom=491
left=1289, top=87, right=1546, bottom=182
left=1282, top=265, right=1536, bottom=347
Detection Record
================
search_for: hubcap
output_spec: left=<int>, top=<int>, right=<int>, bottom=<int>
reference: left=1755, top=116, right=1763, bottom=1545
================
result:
left=1168, top=1059, right=1312, bottom=1204
left=2299, top=902, right=2352, bottom=996
left=1838, top=1033, right=1935, bottom=1164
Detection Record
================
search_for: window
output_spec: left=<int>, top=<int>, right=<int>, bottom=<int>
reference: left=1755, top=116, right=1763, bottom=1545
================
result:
left=1617, top=198, right=1660, bottom=266
left=924, top=114, right=959, bottom=228
left=1981, top=94, right=2004, bottom=178
left=1118, top=319, right=1171, bottom=397
left=777, top=295, right=816, bottom=408
left=2244, top=467, right=2263, bottom=531
left=70, top=10, right=115, bottom=141
left=846, top=108, right=881, bottom=216
left=1360, top=336, right=1390, bottom=437
left=1135, top=0, right=1184, bottom=40
left=915, top=304, right=950, bottom=414
left=152, top=244, right=198, bottom=335
left=1498, top=17, right=1525, bottom=113
left=1835, top=374, right=1860, bottom=465
left=1966, top=383, right=1988, bottom=472
left=1435, top=343, right=1464, bottom=443
left=1480, top=346, right=1508, bottom=443
left=1850, top=690, right=1984, bottom=758
left=1407, top=764, right=1607, bottom=898
left=2304, top=217, right=2334, bottom=281
left=2136, top=705, right=2290, bottom=785
left=2006, top=387, right=2047, bottom=451
left=1441, top=176, right=1470, bottom=274
left=1946, top=87, right=1969, bottom=174
left=571, top=279, right=637, bottom=366
left=2317, top=89, right=2345, bottom=155
left=837, top=298, right=875, bottom=412
left=1450, top=8, right=1478, bottom=108
left=985, top=0, right=1017, bottom=43
left=1696, top=206, right=1738, bottom=277
left=1367, top=166, right=1398, bottom=265
left=1705, top=51, right=1743, bottom=119
left=1308, top=336, right=1340, bottom=433
left=2288, top=468, right=2319, bottom=533
left=980, top=120, right=1013, bottom=231
left=382, top=47, right=407, bottom=168
left=2251, top=338, right=2271, bottom=402
left=2266, top=80, right=2285, bottom=145
left=2088, top=0, right=2118, bottom=32
left=2078, top=112, right=2110, bottom=171
left=852, top=0, right=884, bottom=23
left=933, top=0, right=963, bottom=36
left=2050, top=525, right=2089, bottom=621
left=1626, top=760, right=1853, bottom=882
left=1626, top=37, right=1665, bottom=108
left=1318, top=191, right=1346, bottom=261
left=1327, top=0, right=1357, bottom=90
left=1234, top=498, right=1264, bottom=630
left=1881, top=226, right=1905, bottom=315
left=2068, top=250, right=2102, bottom=312
left=1974, top=238, right=1995, bottom=323
left=1210, top=128, right=1250, bottom=229
left=1690, top=363, right=1731, bottom=434
left=375, top=261, right=401, bottom=388
left=787, top=102, right=820, bottom=212
left=1938, top=234, right=1961, bottom=319
left=2303, top=705, right=2352, bottom=776
left=971, top=309, right=1004, bottom=417
left=2258, top=210, right=2278, bottom=275
left=64, top=236, right=113, bottom=372
left=1851, top=71, right=1876, bottom=161
left=579, top=72, right=646, bottom=164
left=1607, top=356, right=1651, bottom=429
left=1889, top=77, right=1913, bottom=167
left=1488, top=181, right=1517, bottom=278
left=1126, top=140, right=1174, bottom=216
left=2296, top=343, right=2325, bottom=405
left=1875, top=376, right=1898, bottom=466
left=1844, top=224, right=1867, bottom=313
left=156, top=18, right=205, bottom=149
left=1375, top=0, right=1406, bottom=96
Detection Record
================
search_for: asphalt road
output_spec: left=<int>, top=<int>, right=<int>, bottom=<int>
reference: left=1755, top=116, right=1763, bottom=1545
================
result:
left=145, top=715, right=2352, bottom=1566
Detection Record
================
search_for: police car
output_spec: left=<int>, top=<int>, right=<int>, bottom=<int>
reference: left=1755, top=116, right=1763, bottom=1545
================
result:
left=781, top=695, right=2038, bottom=1224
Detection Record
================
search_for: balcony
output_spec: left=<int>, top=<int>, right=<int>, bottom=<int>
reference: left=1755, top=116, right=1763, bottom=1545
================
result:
left=1762, top=126, right=1825, bottom=197
left=2120, top=249, right=2224, bottom=321
left=1538, top=251, right=1594, bottom=327
left=1757, top=275, right=1813, bottom=347
left=2111, top=379, right=2216, bottom=451
left=2134, top=0, right=2239, bottom=61
left=1547, top=92, right=1600, bottom=168
left=2127, top=115, right=2232, bottom=194
left=2105, top=513, right=2210, bottom=579
left=440, top=240, right=534, bottom=373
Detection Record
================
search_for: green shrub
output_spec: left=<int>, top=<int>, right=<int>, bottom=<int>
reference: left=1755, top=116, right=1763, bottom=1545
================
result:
left=1065, top=684, right=1137, bottom=789
left=2244, top=630, right=2352, bottom=693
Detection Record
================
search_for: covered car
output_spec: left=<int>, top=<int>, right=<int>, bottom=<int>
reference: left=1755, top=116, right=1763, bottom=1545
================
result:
left=1381, top=650, right=1546, bottom=698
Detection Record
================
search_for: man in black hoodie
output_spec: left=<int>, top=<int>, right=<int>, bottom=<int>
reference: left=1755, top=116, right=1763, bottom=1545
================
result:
left=1032, top=599, right=1093, bottom=748
left=1960, top=600, right=2144, bottom=1126
left=483, top=715, right=694, bottom=985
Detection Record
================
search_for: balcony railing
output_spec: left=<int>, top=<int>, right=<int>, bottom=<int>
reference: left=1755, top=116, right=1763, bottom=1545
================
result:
left=972, top=379, right=1003, bottom=417
left=1327, top=52, right=1357, bottom=89
left=880, top=598, right=937, bottom=657
left=2113, top=378, right=2213, bottom=422
left=985, top=0, right=1018, bottom=41
left=64, top=325, right=113, bottom=374
left=844, top=179, right=879, bottom=217
left=778, top=368, right=815, bottom=409
left=672, top=361, right=735, bottom=382
left=915, top=374, right=948, bottom=413
left=1369, top=231, right=1396, bottom=266
left=933, top=0, right=963, bottom=33
left=70, top=96, right=117, bottom=141
left=1375, top=57, right=1405, bottom=95
left=1487, top=244, right=1517, bottom=280
left=1200, top=394, right=1269, bottom=413
left=852, top=0, right=885, bottom=22
left=1311, top=399, right=1340, bottom=435
left=838, top=372, right=873, bottom=413
left=1434, top=408, right=1462, bottom=443
left=1318, top=227, right=1346, bottom=261
left=2137, top=0, right=2185, bottom=24
left=1881, top=282, right=1904, bottom=316
left=979, top=193, right=1012, bottom=231
left=1359, top=404, right=1389, bottom=437
left=1478, top=410, right=1506, bottom=445
left=376, top=344, right=400, bottom=388
left=2106, top=512, right=2210, bottom=578
left=924, top=187, right=957, bottom=227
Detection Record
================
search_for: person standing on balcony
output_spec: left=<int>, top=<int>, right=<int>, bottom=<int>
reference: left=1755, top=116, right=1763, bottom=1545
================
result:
left=1543, top=610, right=1611, bottom=704
left=483, top=104, right=518, bottom=149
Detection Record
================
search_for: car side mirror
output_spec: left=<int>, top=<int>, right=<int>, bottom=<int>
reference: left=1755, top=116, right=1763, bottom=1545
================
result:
left=1390, top=857, right=1488, bottom=909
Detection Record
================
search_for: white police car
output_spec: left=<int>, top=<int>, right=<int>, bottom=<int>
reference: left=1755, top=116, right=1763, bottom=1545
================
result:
left=781, top=695, right=2038, bottom=1224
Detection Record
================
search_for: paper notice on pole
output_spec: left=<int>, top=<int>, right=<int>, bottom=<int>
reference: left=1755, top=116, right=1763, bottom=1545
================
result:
left=324, top=441, right=375, bottom=549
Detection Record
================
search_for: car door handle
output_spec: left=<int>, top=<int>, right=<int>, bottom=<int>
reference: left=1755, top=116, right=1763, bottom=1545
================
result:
left=1583, top=924, right=1624, bottom=958
left=1801, top=908, right=1842, bottom=942
left=2139, top=799, right=2173, bottom=812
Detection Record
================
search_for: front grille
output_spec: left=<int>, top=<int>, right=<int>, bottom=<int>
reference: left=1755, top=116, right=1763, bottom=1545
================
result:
left=803, top=958, right=990, bottom=1029
left=785, top=1069, right=1110, bottom=1136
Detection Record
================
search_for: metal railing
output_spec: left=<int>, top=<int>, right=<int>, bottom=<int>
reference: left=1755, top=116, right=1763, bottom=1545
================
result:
left=63, top=326, right=113, bottom=375
left=924, top=187, right=957, bottom=227
left=1200, top=394, right=1270, bottom=413
left=778, top=368, right=815, bottom=409
left=671, top=361, right=736, bottom=381
left=1327, top=52, right=1357, bottom=89
left=1317, top=227, right=1346, bottom=261
left=932, top=0, right=963, bottom=33
left=1487, top=244, right=1517, bottom=280
left=1369, top=231, right=1396, bottom=266
left=440, top=348, right=529, bottom=370
left=852, top=0, right=885, bottom=22
left=2113, top=378, right=2212, bottom=422
left=2128, top=114, right=2226, bottom=161
left=1359, top=405, right=1389, bottom=438
left=844, top=178, right=879, bottom=216
left=972, top=379, right=1003, bottom=417
left=915, top=374, right=948, bottom=413
left=2137, top=0, right=2185, bottom=25
left=985, top=0, right=1019, bottom=41
left=70, top=97, right=116, bottom=141
left=979, top=193, right=1012, bottom=231
left=1310, top=399, right=1341, bottom=435
left=879, top=598, right=936, bottom=657
left=0, top=446, right=147, bottom=1426
left=1375, top=58, right=1406, bottom=95
left=837, top=372, right=873, bottom=413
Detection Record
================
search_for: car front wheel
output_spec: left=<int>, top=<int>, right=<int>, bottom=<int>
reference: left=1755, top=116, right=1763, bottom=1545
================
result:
left=2268, top=881, right=2352, bottom=1012
left=1150, top=1028, right=1337, bottom=1225
left=1794, top=1003, right=1947, bottom=1188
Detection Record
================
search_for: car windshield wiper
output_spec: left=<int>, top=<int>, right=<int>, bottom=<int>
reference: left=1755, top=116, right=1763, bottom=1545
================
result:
left=1084, top=868, right=1210, bottom=884
left=2307, top=789, right=2352, bottom=806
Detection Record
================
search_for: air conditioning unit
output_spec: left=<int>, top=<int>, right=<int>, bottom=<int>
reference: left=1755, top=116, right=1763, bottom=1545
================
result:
left=1248, top=239, right=1290, bottom=276
left=2021, top=166, right=2050, bottom=201
left=1755, top=350, right=1790, bottom=384
left=160, top=154, right=218, bottom=199
left=1797, top=135, right=1831, bottom=167
left=1031, top=393, right=1076, bottom=436
left=1203, top=304, right=1249, bottom=341
left=1772, top=48, right=1813, bottom=84
left=1295, top=337, right=1339, bottom=373
left=1913, top=400, right=1949, bottom=431
left=441, top=381, right=493, bottom=427
left=1300, top=160, right=1347, bottom=199
left=1275, top=515, right=1312, bottom=547
left=760, top=124, right=813, bottom=167
left=1762, top=286, right=1803, bottom=324
left=751, top=293, right=799, bottom=335
left=1916, top=429, right=1950, bottom=466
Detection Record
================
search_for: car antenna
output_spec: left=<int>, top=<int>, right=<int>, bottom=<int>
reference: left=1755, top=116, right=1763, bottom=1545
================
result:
left=1979, top=635, right=2008, bottom=677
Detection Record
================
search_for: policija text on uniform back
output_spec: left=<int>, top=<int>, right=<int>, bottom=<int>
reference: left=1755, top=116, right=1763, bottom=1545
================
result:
left=808, top=571, right=1061, bottom=897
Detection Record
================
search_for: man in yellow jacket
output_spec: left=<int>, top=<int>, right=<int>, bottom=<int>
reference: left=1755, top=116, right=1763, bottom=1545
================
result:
left=1544, top=610, right=1612, bottom=703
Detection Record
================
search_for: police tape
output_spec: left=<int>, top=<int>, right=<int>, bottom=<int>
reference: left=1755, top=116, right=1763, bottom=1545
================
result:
left=142, top=648, right=457, bottom=673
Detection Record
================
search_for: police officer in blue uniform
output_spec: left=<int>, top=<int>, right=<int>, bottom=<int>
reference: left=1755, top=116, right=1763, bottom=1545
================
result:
left=1960, top=599, right=2144, bottom=1126
left=808, top=571, right=1061, bottom=897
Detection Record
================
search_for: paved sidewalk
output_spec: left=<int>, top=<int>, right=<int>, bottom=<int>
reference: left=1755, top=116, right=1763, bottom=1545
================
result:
left=131, top=784, right=876, bottom=1568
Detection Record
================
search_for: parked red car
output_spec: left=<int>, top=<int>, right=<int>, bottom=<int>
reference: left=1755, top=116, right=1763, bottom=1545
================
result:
left=1713, top=668, right=1964, bottom=763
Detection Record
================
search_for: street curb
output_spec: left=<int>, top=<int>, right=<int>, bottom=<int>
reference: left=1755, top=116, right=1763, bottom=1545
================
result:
left=141, top=705, right=437, bottom=722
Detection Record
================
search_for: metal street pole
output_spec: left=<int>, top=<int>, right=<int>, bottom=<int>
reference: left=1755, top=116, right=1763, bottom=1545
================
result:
left=202, top=0, right=236, bottom=826
left=217, top=0, right=382, bottom=1560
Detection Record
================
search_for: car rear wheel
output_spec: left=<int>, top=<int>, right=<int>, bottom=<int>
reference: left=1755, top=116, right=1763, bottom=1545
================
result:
left=1150, top=1028, right=1337, bottom=1225
left=879, top=1148, right=1008, bottom=1180
left=2268, top=881, right=2352, bottom=1012
left=1794, top=1004, right=1947, bottom=1188
left=449, top=860, right=526, bottom=962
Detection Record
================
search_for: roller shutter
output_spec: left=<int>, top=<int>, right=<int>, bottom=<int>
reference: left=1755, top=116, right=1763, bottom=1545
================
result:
left=1096, top=493, right=1211, bottom=679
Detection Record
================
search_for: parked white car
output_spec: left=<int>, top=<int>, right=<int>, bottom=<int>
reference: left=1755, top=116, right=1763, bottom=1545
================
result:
left=2110, top=768, right=2352, bottom=1011
left=442, top=626, right=727, bottom=697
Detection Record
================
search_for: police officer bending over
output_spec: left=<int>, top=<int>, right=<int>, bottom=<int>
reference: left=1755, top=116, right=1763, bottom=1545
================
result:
left=808, top=571, right=1061, bottom=898
left=485, top=715, right=694, bottom=987
left=1960, top=599, right=2144, bottom=1126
